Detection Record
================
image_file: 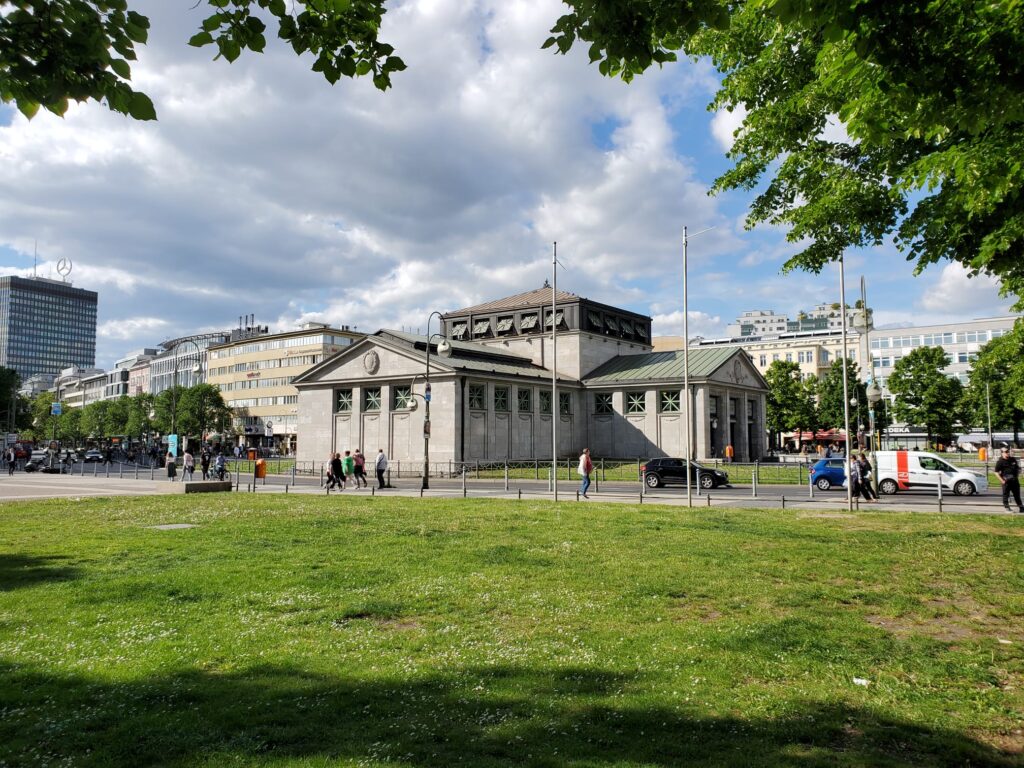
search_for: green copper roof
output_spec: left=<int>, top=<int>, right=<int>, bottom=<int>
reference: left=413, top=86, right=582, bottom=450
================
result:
left=583, top=347, right=740, bottom=385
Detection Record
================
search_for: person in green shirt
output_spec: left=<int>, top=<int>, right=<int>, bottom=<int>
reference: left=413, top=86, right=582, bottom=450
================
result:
left=342, top=450, right=356, bottom=489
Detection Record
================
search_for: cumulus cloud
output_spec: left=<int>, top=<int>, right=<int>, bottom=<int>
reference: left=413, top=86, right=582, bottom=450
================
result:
left=710, top=104, right=747, bottom=151
left=651, top=310, right=725, bottom=340
left=98, top=317, right=170, bottom=340
left=917, top=263, right=1013, bottom=316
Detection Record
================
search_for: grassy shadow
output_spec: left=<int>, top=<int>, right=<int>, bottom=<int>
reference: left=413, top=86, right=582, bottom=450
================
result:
left=0, top=553, right=79, bottom=591
left=0, top=662, right=1016, bottom=767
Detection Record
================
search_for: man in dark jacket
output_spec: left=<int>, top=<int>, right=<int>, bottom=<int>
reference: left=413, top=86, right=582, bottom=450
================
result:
left=994, top=446, right=1023, bottom=513
left=329, top=452, right=344, bottom=491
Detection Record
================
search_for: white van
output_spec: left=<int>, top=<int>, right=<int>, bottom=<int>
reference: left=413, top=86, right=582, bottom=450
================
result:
left=874, top=451, right=988, bottom=496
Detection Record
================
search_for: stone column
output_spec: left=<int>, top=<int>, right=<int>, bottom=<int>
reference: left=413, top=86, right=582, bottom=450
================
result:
left=737, top=393, right=750, bottom=462
left=693, top=385, right=708, bottom=460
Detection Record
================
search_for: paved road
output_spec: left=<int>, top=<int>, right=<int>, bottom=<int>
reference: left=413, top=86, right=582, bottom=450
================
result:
left=2, top=466, right=1021, bottom=516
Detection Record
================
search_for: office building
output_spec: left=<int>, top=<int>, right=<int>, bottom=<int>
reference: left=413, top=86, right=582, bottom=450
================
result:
left=207, top=322, right=362, bottom=452
left=0, top=275, right=98, bottom=382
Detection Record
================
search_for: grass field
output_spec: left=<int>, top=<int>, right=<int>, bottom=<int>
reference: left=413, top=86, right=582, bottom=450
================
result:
left=1, top=496, right=1022, bottom=767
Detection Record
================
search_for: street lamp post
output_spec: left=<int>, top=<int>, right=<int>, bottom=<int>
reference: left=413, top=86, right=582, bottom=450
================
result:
left=682, top=225, right=716, bottom=508
left=420, top=313, right=452, bottom=490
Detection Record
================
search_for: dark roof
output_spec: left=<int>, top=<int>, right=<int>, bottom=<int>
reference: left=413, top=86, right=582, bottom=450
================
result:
left=444, top=287, right=579, bottom=316
left=582, top=347, right=744, bottom=385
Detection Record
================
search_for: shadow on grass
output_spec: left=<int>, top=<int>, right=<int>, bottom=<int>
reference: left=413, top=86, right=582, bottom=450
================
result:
left=0, top=662, right=1016, bottom=767
left=0, top=554, right=79, bottom=591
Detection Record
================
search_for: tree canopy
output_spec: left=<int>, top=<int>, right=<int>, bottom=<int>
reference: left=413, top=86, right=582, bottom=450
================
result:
left=0, top=0, right=405, bottom=120
left=963, top=321, right=1024, bottom=443
left=547, top=0, right=1024, bottom=306
left=887, top=347, right=966, bottom=445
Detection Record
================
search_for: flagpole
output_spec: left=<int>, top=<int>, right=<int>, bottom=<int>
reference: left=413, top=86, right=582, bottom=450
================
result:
left=683, top=227, right=692, bottom=508
left=839, top=254, right=853, bottom=512
left=552, top=241, right=558, bottom=502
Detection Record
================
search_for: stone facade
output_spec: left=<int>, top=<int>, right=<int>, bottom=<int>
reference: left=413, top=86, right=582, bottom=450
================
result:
left=296, top=290, right=770, bottom=466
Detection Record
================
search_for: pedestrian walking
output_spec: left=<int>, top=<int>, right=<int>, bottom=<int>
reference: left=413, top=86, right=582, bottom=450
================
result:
left=342, top=450, right=356, bottom=489
left=5, top=446, right=15, bottom=475
left=328, top=452, right=344, bottom=490
left=994, top=446, right=1024, bottom=513
left=848, top=456, right=872, bottom=501
left=578, top=448, right=593, bottom=499
left=857, top=453, right=878, bottom=500
left=200, top=450, right=211, bottom=480
left=353, top=449, right=368, bottom=487
left=166, top=452, right=177, bottom=482
left=375, top=449, right=388, bottom=489
left=183, top=450, right=195, bottom=481
left=214, top=452, right=227, bottom=481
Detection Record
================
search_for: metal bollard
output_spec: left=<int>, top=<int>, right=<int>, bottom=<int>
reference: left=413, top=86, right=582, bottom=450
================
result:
left=809, top=476, right=814, bottom=499
left=937, top=475, right=943, bottom=513
left=504, top=463, right=509, bottom=492
left=94, top=461, right=98, bottom=477
left=752, top=470, right=757, bottom=498
left=371, top=487, right=375, bottom=496
left=134, top=463, right=138, bottom=480
left=462, top=468, right=467, bottom=498
left=320, top=466, right=324, bottom=486
left=106, top=462, right=110, bottom=478
left=285, top=484, right=289, bottom=494
left=781, top=495, right=786, bottom=510
left=576, top=490, right=579, bottom=501
left=594, top=472, right=600, bottom=494
left=292, top=465, right=296, bottom=485
left=518, top=488, right=521, bottom=500
left=706, top=494, right=711, bottom=507
left=119, top=463, right=123, bottom=479
left=639, top=490, right=643, bottom=505
left=150, top=464, right=155, bottom=480
left=420, top=488, right=424, bottom=498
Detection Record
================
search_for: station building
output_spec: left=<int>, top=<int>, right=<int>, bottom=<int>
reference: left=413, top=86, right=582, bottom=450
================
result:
left=294, top=287, right=768, bottom=464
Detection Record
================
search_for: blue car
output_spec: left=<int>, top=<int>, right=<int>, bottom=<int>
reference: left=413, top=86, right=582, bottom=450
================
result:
left=809, top=458, right=847, bottom=490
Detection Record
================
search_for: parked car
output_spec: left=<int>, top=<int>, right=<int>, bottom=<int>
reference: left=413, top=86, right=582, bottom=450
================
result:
left=29, top=449, right=51, bottom=465
left=82, top=449, right=104, bottom=463
left=641, top=458, right=730, bottom=489
left=875, top=451, right=987, bottom=496
left=809, top=458, right=848, bottom=491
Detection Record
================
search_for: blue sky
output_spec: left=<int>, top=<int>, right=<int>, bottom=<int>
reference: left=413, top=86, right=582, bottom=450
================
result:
left=0, top=0, right=1015, bottom=370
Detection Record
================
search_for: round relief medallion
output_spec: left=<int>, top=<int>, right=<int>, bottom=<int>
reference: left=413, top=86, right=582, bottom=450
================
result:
left=363, top=350, right=381, bottom=375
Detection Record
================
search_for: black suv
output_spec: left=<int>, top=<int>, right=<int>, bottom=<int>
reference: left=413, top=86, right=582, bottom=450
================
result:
left=641, top=458, right=729, bottom=489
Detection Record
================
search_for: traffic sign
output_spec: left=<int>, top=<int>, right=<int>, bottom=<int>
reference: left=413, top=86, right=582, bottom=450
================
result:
left=50, top=401, right=62, bottom=416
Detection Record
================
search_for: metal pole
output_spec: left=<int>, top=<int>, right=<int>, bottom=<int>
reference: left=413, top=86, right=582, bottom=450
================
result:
left=683, top=226, right=692, bottom=508
left=552, top=241, right=558, bottom=502
left=986, top=383, right=993, bottom=450
left=839, top=254, right=853, bottom=513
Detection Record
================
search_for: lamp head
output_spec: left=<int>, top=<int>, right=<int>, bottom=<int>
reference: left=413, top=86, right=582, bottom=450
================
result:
left=408, top=398, right=418, bottom=411
left=436, top=338, right=453, bottom=358
left=866, top=379, right=882, bottom=403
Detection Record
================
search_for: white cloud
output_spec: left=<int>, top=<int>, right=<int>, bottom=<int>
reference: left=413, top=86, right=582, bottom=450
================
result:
left=710, top=104, right=747, bottom=151
left=917, top=263, right=1013, bottom=316
left=651, top=310, right=724, bottom=339
left=98, top=317, right=170, bottom=340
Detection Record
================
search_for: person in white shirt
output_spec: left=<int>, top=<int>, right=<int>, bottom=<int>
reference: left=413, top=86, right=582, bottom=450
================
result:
left=375, top=449, right=389, bottom=489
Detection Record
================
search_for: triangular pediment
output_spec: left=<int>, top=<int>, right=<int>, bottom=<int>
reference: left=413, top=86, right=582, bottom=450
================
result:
left=294, top=337, right=452, bottom=386
left=708, top=350, right=767, bottom=389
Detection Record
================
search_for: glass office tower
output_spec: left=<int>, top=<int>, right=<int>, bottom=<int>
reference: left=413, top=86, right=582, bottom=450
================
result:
left=0, top=276, right=98, bottom=382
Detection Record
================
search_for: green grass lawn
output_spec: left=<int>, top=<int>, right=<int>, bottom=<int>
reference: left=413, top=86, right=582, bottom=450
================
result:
left=1, top=496, right=1022, bottom=767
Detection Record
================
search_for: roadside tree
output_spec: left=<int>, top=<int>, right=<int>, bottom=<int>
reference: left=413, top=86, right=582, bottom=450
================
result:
left=963, top=322, right=1024, bottom=445
left=887, top=347, right=966, bottom=447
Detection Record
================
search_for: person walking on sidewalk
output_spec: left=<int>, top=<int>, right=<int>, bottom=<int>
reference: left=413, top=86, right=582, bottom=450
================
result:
left=375, top=449, right=388, bottom=489
left=578, top=448, right=593, bottom=499
left=342, top=450, right=356, bottom=489
left=328, top=452, right=344, bottom=491
left=353, top=448, right=368, bottom=487
left=994, top=446, right=1024, bottom=513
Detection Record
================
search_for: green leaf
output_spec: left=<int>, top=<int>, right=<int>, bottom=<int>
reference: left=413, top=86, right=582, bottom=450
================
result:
left=219, top=38, right=242, bottom=63
left=355, top=60, right=372, bottom=76
left=541, top=36, right=556, bottom=50
left=249, top=33, right=267, bottom=53
left=17, top=99, right=40, bottom=120
left=109, top=58, right=132, bottom=78
left=189, top=31, right=214, bottom=48
left=127, top=91, right=157, bottom=121
left=202, top=15, right=223, bottom=32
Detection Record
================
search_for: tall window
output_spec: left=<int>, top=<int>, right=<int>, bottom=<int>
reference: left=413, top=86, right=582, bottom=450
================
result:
left=335, top=389, right=352, bottom=411
left=494, top=386, right=510, bottom=412
left=659, top=391, right=680, bottom=412
left=392, top=385, right=413, bottom=409
left=558, top=392, right=572, bottom=416
left=539, top=390, right=552, bottom=414
left=517, top=388, right=532, bottom=412
left=363, top=387, right=382, bottom=411
left=468, top=383, right=486, bottom=410
left=594, top=393, right=613, bottom=415
left=626, top=391, right=646, bottom=414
